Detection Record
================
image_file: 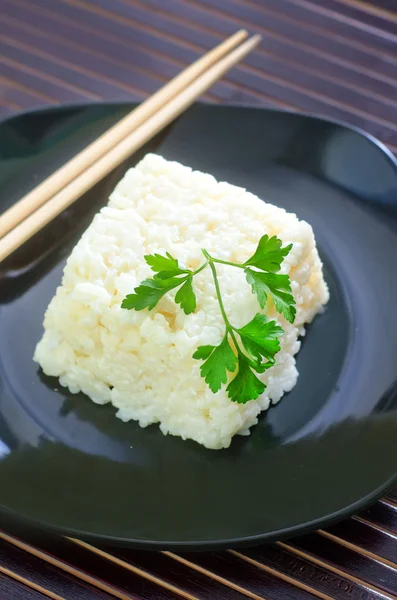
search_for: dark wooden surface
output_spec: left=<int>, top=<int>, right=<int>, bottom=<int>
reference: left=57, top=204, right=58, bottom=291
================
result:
left=0, top=0, right=397, bottom=598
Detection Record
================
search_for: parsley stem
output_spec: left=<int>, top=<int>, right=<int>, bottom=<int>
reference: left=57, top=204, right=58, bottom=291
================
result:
left=228, top=328, right=242, bottom=358
left=192, top=260, right=208, bottom=276
left=202, top=250, right=230, bottom=327
left=211, top=258, right=245, bottom=269
left=202, top=249, right=242, bottom=357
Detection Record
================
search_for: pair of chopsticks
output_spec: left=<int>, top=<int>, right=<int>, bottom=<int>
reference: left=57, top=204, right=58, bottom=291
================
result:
left=0, top=30, right=261, bottom=264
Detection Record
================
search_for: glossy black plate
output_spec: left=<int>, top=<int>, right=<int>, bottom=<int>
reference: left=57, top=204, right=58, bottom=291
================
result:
left=0, top=103, right=396, bottom=550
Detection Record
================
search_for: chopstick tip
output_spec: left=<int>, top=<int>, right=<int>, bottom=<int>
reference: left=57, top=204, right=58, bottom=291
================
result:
left=234, top=29, right=248, bottom=42
left=250, top=34, right=262, bottom=46
left=237, top=34, right=262, bottom=54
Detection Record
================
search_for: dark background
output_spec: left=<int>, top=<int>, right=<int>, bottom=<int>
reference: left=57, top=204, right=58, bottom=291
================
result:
left=0, top=0, right=397, bottom=156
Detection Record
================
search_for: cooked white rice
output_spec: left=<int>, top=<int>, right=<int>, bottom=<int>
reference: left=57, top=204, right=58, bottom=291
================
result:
left=34, top=153, right=329, bottom=449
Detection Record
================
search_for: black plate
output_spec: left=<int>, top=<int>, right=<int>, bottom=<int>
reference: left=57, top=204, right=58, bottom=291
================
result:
left=0, top=103, right=396, bottom=550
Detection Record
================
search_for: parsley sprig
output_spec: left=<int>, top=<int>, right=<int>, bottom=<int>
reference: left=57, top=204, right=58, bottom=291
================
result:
left=121, top=235, right=296, bottom=404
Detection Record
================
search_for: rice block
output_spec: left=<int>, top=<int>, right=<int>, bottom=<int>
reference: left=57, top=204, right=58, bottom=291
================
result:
left=34, top=153, right=329, bottom=449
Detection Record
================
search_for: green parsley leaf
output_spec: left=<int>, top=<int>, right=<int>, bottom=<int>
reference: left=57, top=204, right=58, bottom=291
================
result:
left=192, top=345, right=214, bottom=360
left=244, top=234, right=292, bottom=273
left=145, top=252, right=189, bottom=279
left=121, top=277, right=183, bottom=311
left=193, top=336, right=237, bottom=394
left=237, top=313, right=283, bottom=364
left=245, top=269, right=296, bottom=323
left=175, top=277, right=197, bottom=315
left=226, top=354, right=266, bottom=404
left=245, top=268, right=268, bottom=309
left=123, top=237, right=297, bottom=405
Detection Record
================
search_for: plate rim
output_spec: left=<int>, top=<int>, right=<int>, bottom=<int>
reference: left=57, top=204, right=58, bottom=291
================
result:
left=1, top=474, right=396, bottom=550
left=1, top=99, right=396, bottom=172
left=0, top=101, right=396, bottom=549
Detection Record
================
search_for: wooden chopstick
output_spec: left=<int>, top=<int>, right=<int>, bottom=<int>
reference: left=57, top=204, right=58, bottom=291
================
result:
left=0, top=29, right=247, bottom=241
left=0, top=34, right=261, bottom=264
